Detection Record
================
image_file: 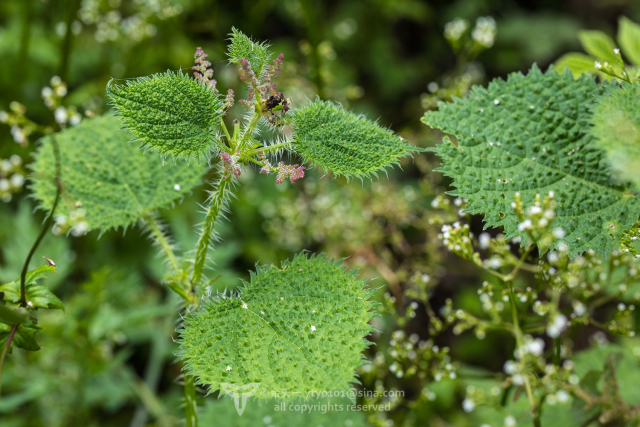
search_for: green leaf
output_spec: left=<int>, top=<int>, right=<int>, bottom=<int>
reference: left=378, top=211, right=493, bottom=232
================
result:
left=590, top=83, right=640, bottom=190
left=572, top=341, right=640, bottom=406
left=422, top=65, right=640, bottom=257
left=178, top=253, right=375, bottom=396
left=0, top=270, right=64, bottom=313
left=0, top=304, right=28, bottom=325
left=0, top=322, right=41, bottom=352
left=107, top=71, right=223, bottom=160
left=291, top=99, right=418, bottom=179
left=554, top=52, right=599, bottom=78
left=227, top=27, right=273, bottom=75
left=30, top=115, right=207, bottom=233
left=579, top=30, right=619, bottom=64
left=618, top=17, right=640, bottom=66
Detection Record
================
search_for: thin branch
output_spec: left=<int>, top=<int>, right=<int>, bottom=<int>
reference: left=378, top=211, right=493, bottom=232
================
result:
left=0, top=324, right=18, bottom=395
left=20, top=134, right=62, bottom=307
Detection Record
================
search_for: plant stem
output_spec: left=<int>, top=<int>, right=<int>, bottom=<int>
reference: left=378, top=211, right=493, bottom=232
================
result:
left=190, top=175, right=233, bottom=292
left=246, top=141, right=292, bottom=157
left=237, top=109, right=262, bottom=152
left=184, top=374, right=198, bottom=427
left=142, top=213, right=179, bottom=272
left=220, top=117, right=232, bottom=144
left=0, top=324, right=18, bottom=395
left=20, top=135, right=62, bottom=307
left=508, top=286, right=538, bottom=419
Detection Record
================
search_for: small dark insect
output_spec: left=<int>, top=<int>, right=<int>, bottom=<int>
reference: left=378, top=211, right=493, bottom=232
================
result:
left=265, top=94, right=283, bottom=110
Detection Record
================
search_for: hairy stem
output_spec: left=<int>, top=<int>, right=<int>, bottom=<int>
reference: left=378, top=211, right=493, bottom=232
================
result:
left=237, top=108, right=263, bottom=152
left=184, top=374, right=198, bottom=427
left=220, top=117, right=232, bottom=145
left=20, top=135, right=62, bottom=307
left=143, top=213, right=179, bottom=272
left=190, top=175, right=233, bottom=292
left=0, top=324, right=18, bottom=395
left=246, top=141, right=292, bottom=157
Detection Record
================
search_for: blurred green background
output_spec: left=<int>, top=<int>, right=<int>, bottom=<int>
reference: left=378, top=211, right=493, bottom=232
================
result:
left=1, top=0, right=640, bottom=426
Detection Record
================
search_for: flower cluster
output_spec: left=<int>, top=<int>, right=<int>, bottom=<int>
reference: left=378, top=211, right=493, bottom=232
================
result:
left=0, top=102, right=35, bottom=146
left=220, top=152, right=241, bottom=179
left=0, top=155, right=25, bottom=203
left=192, top=47, right=217, bottom=91
left=52, top=208, right=89, bottom=237
left=236, top=53, right=286, bottom=111
left=78, top=0, right=182, bottom=44
left=258, top=152, right=305, bottom=184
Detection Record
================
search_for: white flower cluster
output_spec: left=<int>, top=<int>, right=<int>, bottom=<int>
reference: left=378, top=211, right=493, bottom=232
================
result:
left=472, top=17, right=497, bottom=48
left=53, top=208, right=90, bottom=237
left=444, top=18, right=469, bottom=42
left=0, top=155, right=25, bottom=202
left=79, top=0, right=182, bottom=44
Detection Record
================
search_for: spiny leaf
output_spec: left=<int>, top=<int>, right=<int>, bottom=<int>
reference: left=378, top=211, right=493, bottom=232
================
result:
left=30, top=115, right=207, bottom=233
left=590, top=82, right=640, bottom=190
left=422, top=65, right=640, bottom=257
left=0, top=266, right=64, bottom=311
left=291, top=99, right=419, bottom=179
left=107, top=70, right=223, bottom=160
left=227, top=27, right=273, bottom=75
left=178, top=253, right=375, bottom=396
left=0, top=322, right=41, bottom=352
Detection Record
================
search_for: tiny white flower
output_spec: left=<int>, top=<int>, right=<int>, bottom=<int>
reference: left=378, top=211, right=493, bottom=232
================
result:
left=595, top=61, right=602, bottom=69
left=310, top=325, right=316, bottom=332
left=41, top=86, right=53, bottom=98
left=518, top=219, right=532, bottom=231
left=553, top=227, right=565, bottom=239
left=174, top=184, right=181, bottom=191
left=242, top=303, right=248, bottom=309
left=614, top=48, right=620, bottom=54
left=462, top=398, right=475, bottom=412
left=505, top=415, right=517, bottom=426
left=556, top=390, right=569, bottom=403
left=528, top=206, right=542, bottom=215
left=226, top=366, right=232, bottom=371
left=479, top=232, right=491, bottom=249
left=54, top=106, right=68, bottom=124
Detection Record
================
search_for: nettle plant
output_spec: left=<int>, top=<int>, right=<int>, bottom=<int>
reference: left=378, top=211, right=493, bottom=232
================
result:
left=0, top=29, right=417, bottom=424
left=421, top=37, right=640, bottom=426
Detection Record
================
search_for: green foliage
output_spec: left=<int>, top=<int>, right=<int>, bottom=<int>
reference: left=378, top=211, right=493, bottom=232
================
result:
left=0, top=266, right=64, bottom=311
left=0, top=305, right=27, bottom=325
left=227, top=27, right=273, bottom=74
left=578, top=31, right=619, bottom=65
left=0, top=323, right=41, bottom=352
left=30, top=115, right=206, bottom=233
left=106, top=71, right=223, bottom=160
left=422, top=65, right=640, bottom=256
left=555, top=16, right=640, bottom=80
left=291, top=99, right=417, bottom=179
left=618, top=17, right=640, bottom=66
left=590, top=82, right=640, bottom=189
left=179, top=253, right=375, bottom=395
left=200, top=396, right=368, bottom=426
